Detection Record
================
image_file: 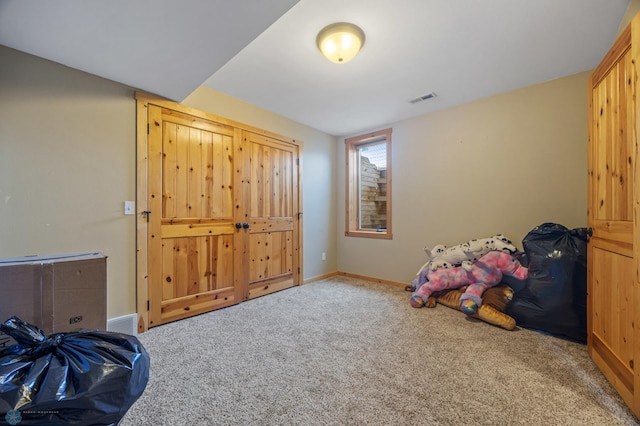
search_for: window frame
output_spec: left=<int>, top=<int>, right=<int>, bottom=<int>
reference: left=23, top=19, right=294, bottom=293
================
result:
left=345, top=128, right=392, bottom=239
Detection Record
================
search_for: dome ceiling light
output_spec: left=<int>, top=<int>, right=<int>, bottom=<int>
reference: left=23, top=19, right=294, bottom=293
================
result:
left=316, top=22, right=365, bottom=64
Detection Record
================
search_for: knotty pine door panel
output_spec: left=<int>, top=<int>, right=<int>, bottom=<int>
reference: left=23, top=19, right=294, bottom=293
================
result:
left=587, top=20, right=640, bottom=418
left=147, top=105, right=242, bottom=326
left=242, top=131, right=300, bottom=299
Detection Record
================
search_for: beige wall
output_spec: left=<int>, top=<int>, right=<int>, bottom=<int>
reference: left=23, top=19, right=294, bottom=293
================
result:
left=620, top=0, right=640, bottom=35
left=183, top=87, right=338, bottom=280
left=336, top=71, right=590, bottom=285
left=0, top=46, right=137, bottom=319
left=0, top=45, right=338, bottom=324
left=0, top=42, right=594, bottom=314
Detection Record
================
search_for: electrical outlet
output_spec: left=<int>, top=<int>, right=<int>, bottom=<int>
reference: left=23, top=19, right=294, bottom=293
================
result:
left=124, top=201, right=135, bottom=215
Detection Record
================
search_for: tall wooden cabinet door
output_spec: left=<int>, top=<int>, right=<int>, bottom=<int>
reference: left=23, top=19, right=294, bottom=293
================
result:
left=147, top=105, right=243, bottom=327
left=588, top=22, right=640, bottom=417
left=240, top=131, right=301, bottom=299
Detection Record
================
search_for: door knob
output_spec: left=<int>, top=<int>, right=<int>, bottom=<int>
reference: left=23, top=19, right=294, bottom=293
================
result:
left=243, top=222, right=251, bottom=229
left=235, top=222, right=242, bottom=229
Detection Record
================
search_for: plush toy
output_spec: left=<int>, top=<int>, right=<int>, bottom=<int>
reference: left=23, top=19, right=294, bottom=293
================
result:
left=410, top=251, right=528, bottom=315
left=405, top=282, right=517, bottom=329
left=429, top=284, right=517, bottom=330
left=415, top=234, right=518, bottom=275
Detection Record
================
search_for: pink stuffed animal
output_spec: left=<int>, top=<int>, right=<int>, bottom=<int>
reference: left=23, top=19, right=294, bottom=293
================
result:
left=410, top=251, right=528, bottom=315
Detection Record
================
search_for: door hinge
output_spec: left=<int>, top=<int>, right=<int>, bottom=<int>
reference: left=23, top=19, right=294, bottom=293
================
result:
left=296, top=158, right=299, bottom=166
left=298, top=267, right=301, bottom=274
left=147, top=300, right=150, bottom=311
left=147, top=123, right=150, bottom=134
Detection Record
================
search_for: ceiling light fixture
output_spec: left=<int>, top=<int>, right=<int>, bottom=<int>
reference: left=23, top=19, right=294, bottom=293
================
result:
left=316, top=22, right=365, bottom=64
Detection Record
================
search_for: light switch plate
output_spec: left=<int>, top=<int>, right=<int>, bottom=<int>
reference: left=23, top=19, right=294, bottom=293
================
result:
left=124, top=201, right=135, bottom=215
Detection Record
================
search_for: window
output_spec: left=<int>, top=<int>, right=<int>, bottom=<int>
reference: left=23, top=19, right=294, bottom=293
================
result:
left=345, top=128, right=392, bottom=239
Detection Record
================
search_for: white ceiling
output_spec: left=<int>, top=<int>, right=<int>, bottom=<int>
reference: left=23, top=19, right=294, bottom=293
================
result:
left=0, top=0, right=630, bottom=136
left=0, top=0, right=300, bottom=101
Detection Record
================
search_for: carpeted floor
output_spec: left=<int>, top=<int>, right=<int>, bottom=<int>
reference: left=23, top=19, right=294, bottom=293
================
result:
left=120, top=276, right=640, bottom=425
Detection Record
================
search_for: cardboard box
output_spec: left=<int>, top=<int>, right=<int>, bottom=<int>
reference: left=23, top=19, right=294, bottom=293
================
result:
left=0, top=253, right=107, bottom=348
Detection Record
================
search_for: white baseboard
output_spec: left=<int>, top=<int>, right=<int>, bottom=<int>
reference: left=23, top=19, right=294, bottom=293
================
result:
left=107, top=313, right=138, bottom=336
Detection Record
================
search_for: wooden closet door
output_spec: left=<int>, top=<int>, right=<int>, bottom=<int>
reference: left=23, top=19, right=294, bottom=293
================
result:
left=137, top=95, right=303, bottom=331
left=587, top=21, right=640, bottom=418
left=146, top=105, right=243, bottom=327
left=241, top=131, right=301, bottom=299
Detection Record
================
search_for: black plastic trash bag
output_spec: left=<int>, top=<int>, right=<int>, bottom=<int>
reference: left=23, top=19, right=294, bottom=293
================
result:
left=505, top=223, right=588, bottom=343
left=0, top=316, right=150, bottom=425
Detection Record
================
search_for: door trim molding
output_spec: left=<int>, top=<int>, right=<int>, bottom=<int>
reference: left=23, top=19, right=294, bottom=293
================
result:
left=136, top=98, right=150, bottom=333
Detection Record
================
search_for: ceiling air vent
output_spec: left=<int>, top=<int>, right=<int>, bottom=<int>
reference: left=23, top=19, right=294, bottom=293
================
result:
left=409, top=92, right=437, bottom=104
